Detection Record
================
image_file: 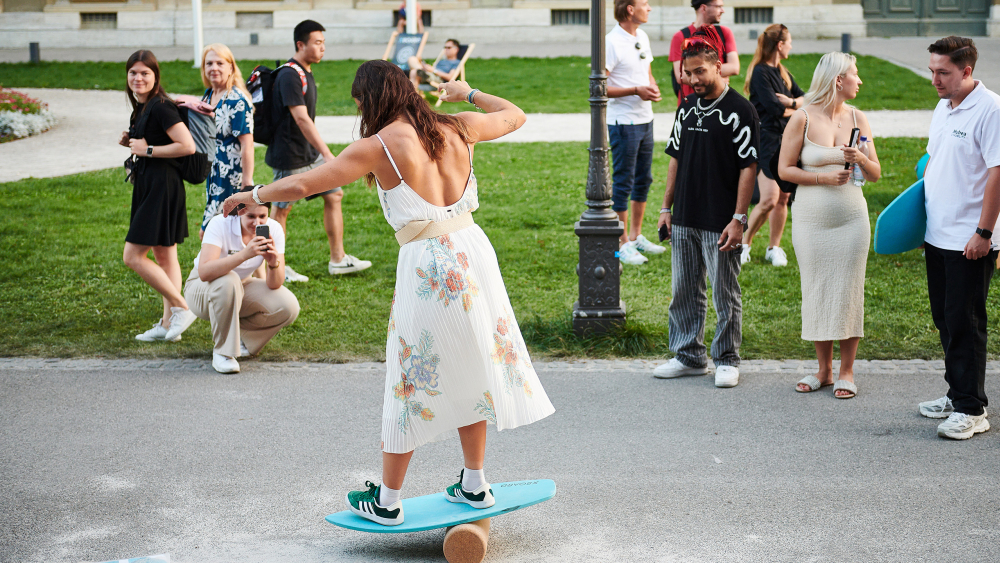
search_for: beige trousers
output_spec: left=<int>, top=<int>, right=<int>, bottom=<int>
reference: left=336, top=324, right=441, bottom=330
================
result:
left=184, top=269, right=300, bottom=357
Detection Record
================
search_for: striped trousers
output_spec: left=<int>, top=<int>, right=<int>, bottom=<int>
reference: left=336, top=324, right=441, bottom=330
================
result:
left=668, top=225, right=743, bottom=368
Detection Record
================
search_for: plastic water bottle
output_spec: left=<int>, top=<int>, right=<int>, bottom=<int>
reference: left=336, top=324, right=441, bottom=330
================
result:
left=853, top=136, right=868, bottom=187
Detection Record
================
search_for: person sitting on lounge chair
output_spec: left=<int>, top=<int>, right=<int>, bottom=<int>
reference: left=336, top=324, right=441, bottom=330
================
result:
left=407, top=39, right=462, bottom=92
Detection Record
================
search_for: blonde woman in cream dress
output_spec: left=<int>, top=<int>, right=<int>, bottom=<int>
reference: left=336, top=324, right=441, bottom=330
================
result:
left=777, top=52, right=882, bottom=399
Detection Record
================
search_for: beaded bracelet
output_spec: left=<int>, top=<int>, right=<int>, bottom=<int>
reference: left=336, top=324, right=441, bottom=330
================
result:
left=467, top=89, right=480, bottom=104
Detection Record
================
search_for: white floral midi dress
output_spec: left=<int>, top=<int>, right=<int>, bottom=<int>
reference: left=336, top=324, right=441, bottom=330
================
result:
left=374, top=134, right=555, bottom=454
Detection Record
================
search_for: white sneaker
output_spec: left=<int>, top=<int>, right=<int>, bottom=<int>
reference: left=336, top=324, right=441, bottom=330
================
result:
left=164, top=308, right=197, bottom=341
left=765, top=246, right=788, bottom=267
left=135, top=320, right=181, bottom=342
left=715, top=365, right=740, bottom=388
left=652, top=358, right=708, bottom=379
left=212, top=352, right=240, bottom=374
left=740, top=244, right=752, bottom=265
left=239, top=340, right=250, bottom=358
left=619, top=241, right=648, bottom=265
left=937, top=411, right=989, bottom=440
left=329, top=255, right=372, bottom=275
left=919, top=396, right=954, bottom=419
left=633, top=234, right=666, bottom=255
left=284, top=265, right=310, bottom=283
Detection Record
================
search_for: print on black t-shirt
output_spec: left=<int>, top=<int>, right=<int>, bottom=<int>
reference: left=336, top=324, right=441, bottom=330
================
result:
left=264, top=59, right=320, bottom=170
left=665, top=88, right=760, bottom=234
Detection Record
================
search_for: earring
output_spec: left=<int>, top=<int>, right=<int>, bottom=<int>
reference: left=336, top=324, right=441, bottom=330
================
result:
left=837, top=84, right=843, bottom=92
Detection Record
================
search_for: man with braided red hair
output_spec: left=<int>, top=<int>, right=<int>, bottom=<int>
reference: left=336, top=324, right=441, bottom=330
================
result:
left=653, top=26, right=759, bottom=389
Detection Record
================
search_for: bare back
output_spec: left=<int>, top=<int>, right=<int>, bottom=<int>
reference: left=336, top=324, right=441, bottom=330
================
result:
left=371, top=120, right=474, bottom=207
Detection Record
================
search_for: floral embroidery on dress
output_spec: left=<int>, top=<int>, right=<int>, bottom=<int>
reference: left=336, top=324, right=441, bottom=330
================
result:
left=415, top=235, right=479, bottom=311
left=386, top=291, right=397, bottom=338
left=491, top=315, right=533, bottom=397
left=474, top=391, right=496, bottom=424
left=393, top=330, right=442, bottom=433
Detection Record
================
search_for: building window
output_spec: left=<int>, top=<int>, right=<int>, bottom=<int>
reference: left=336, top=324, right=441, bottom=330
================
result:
left=80, top=13, right=117, bottom=30
left=236, top=12, right=274, bottom=29
left=734, top=7, right=773, bottom=24
left=393, top=10, right=432, bottom=29
left=551, top=9, right=589, bottom=26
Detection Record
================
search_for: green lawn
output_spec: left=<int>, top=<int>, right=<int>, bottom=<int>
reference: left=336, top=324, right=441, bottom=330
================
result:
left=0, top=53, right=937, bottom=115
left=3, top=137, right=991, bottom=361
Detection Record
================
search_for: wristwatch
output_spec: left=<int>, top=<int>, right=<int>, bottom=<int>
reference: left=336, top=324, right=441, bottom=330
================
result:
left=146, top=146, right=153, bottom=157
left=791, top=100, right=797, bottom=109
left=976, top=227, right=993, bottom=239
left=252, top=184, right=264, bottom=205
left=733, top=213, right=748, bottom=231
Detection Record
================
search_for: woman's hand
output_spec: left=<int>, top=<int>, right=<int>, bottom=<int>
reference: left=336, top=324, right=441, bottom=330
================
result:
left=775, top=93, right=792, bottom=108
left=176, top=95, right=215, bottom=117
left=129, top=137, right=149, bottom=156
left=822, top=170, right=852, bottom=186
left=261, top=239, right=279, bottom=267
left=438, top=80, right=473, bottom=103
left=119, top=131, right=130, bottom=147
left=840, top=145, right=868, bottom=165
left=222, top=191, right=253, bottom=217
left=241, top=236, right=270, bottom=260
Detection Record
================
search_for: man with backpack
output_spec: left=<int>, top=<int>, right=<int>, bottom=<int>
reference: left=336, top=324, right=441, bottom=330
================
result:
left=668, top=0, right=740, bottom=105
left=264, top=19, right=371, bottom=281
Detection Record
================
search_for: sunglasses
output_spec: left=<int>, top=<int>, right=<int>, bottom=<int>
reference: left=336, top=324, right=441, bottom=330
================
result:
left=635, top=42, right=647, bottom=59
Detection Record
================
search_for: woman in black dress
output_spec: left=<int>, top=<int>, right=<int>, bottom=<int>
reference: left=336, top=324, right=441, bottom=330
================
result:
left=120, top=50, right=200, bottom=343
left=739, top=24, right=805, bottom=268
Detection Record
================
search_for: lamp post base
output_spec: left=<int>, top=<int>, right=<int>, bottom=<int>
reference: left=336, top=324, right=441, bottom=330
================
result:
left=572, top=300, right=627, bottom=335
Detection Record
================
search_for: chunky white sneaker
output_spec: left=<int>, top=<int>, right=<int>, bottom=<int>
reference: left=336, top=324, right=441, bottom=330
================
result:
left=715, top=365, right=740, bottom=388
left=239, top=340, right=250, bottom=358
left=633, top=234, right=666, bottom=255
left=329, top=255, right=372, bottom=275
left=653, top=358, right=708, bottom=379
left=740, top=244, right=752, bottom=265
left=919, top=396, right=954, bottom=419
left=164, top=308, right=197, bottom=341
left=284, top=265, right=310, bottom=283
left=135, top=320, right=181, bottom=342
left=619, top=241, right=648, bottom=265
left=212, top=353, right=240, bottom=374
left=937, top=411, right=990, bottom=440
left=765, top=246, right=788, bottom=267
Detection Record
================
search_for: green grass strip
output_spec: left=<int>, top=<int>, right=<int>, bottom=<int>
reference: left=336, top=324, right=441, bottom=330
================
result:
left=3, top=137, right=990, bottom=361
left=0, top=54, right=938, bottom=114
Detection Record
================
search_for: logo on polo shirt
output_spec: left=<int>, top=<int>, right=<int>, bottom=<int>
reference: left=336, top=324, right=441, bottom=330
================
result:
left=952, top=129, right=967, bottom=139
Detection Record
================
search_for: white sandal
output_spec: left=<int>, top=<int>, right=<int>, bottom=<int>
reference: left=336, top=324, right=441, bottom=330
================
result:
left=833, top=379, right=858, bottom=399
left=796, top=375, right=832, bottom=393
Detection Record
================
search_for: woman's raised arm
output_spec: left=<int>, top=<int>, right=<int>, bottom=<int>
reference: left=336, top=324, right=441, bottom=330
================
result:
left=437, top=80, right=526, bottom=143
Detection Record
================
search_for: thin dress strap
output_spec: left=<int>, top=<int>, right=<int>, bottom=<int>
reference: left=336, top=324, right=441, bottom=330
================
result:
left=374, top=134, right=403, bottom=181
left=852, top=108, right=857, bottom=128
left=799, top=107, right=810, bottom=136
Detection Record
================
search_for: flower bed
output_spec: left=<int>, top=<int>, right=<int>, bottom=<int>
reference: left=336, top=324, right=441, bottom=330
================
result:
left=0, top=87, right=57, bottom=142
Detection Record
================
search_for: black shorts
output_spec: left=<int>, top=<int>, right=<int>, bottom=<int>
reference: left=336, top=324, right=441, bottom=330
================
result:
left=758, top=131, right=782, bottom=181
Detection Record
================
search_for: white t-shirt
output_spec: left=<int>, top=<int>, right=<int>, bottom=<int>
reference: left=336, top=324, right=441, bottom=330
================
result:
left=194, top=215, right=286, bottom=280
left=925, top=81, right=1000, bottom=251
left=606, top=24, right=654, bottom=126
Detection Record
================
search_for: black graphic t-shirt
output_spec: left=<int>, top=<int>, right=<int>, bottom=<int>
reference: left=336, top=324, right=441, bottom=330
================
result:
left=265, top=59, right=320, bottom=170
left=664, top=88, right=760, bottom=233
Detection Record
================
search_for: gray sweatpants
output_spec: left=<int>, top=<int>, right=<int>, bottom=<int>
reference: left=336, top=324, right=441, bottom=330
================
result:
left=668, top=224, right=742, bottom=368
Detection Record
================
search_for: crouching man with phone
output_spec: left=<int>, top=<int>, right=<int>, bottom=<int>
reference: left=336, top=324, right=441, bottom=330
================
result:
left=184, top=185, right=300, bottom=373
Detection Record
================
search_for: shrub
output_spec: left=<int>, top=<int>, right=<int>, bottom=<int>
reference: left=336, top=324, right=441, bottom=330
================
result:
left=0, top=86, right=56, bottom=142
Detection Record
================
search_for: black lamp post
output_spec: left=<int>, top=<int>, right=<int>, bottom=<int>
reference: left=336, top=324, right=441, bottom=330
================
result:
left=572, top=0, right=627, bottom=335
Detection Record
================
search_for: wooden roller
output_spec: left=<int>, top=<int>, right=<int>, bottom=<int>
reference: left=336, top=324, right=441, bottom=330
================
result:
left=443, top=518, right=490, bottom=563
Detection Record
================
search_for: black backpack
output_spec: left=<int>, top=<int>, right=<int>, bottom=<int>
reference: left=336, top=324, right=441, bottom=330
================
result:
left=246, top=61, right=307, bottom=145
left=130, top=96, right=212, bottom=185
left=671, top=25, right=731, bottom=97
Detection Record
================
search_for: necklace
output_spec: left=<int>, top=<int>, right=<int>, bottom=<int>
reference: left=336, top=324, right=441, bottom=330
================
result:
left=694, top=85, right=729, bottom=126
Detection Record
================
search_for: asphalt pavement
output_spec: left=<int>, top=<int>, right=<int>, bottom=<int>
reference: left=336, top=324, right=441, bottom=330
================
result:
left=2, top=357, right=998, bottom=562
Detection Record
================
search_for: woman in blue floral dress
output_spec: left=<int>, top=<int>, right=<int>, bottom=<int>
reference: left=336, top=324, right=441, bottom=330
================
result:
left=222, top=61, right=554, bottom=527
left=198, top=43, right=254, bottom=237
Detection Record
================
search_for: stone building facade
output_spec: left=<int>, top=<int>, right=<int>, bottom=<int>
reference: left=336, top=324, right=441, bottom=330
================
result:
left=1, top=0, right=998, bottom=49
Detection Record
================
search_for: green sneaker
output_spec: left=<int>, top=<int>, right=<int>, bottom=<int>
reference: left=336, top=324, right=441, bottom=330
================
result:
left=444, top=470, right=496, bottom=509
left=346, top=481, right=403, bottom=526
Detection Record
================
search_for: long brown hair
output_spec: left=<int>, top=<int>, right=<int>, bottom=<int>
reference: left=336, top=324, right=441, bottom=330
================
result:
left=351, top=60, right=472, bottom=187
left=125, top=50, right=172, bottom=123
left=744, top=24, right=791, bottom=96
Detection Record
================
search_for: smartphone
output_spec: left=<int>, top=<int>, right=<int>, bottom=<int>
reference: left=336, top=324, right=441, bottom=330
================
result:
left=255, top=224, right=269, bottom=239
left=845, top=127, right=861, bottom=170
left=228, top=203, right=245, bottom=217
left=658, top=224, right=670, bottom=242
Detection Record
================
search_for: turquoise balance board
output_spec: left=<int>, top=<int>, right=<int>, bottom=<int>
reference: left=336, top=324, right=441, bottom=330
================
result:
left=326, top=479, right=556, bottom=533
left=874, top=179, right=926, bottom=255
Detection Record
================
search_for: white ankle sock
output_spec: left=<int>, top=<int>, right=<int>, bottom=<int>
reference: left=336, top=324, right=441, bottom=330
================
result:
left=462, top=468, right=486, bottom=491
left=378, top=484, right=401, bottom=507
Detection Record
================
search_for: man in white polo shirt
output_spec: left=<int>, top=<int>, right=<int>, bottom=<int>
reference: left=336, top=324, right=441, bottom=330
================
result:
left=606, top=0, right=664, bottom=266
left=919, top=36, right=1000, bottom=440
